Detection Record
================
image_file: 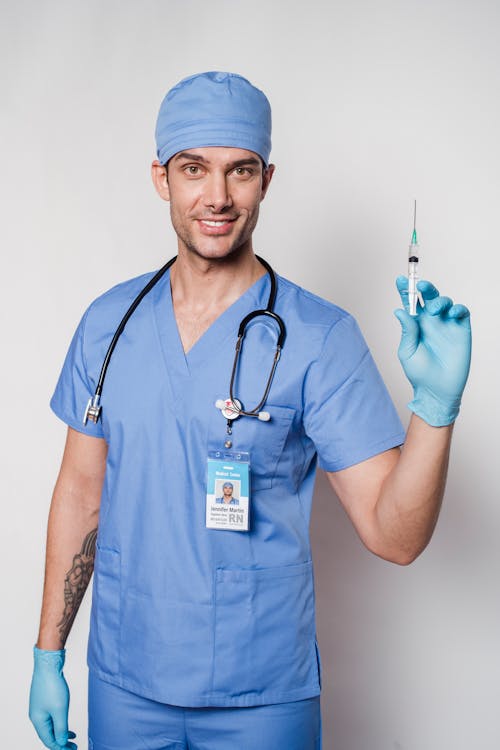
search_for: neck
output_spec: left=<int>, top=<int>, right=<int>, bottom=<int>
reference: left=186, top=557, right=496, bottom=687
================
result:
left=170, top=248, right=266, bottom=311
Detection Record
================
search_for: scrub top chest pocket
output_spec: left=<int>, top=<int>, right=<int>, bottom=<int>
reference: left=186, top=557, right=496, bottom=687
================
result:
left=208, top=404, right=296, bottom=491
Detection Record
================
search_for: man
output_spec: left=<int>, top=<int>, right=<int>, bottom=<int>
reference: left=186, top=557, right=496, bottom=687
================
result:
left=29, top=72, right=471, bottom=750
left=215, top=482, right=239, bottom=505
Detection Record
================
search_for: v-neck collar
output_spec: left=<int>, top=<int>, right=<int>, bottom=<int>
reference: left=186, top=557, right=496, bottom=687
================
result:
left=151, top=267, right=271, bottom=381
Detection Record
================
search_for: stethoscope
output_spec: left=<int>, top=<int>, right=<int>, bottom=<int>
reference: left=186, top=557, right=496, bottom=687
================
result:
left=83, top=255, right=286, bottom=428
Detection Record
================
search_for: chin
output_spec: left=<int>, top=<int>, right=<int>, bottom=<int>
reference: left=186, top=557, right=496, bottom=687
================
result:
left=185, top=239, right=249, bottom=262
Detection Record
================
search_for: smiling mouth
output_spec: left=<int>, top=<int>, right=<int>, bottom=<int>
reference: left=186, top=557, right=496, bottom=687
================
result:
left=197, top=217, right=238, bottom=235
left=199, top=219, right=236, bottom=226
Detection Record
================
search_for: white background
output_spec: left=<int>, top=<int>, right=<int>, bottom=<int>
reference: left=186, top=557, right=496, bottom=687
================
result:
left=2, top=1, right=498, bottom=748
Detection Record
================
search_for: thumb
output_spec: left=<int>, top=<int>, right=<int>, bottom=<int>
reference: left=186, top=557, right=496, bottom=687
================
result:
left=394, top=308, right=420, bottom=359
left=53, top=710, right=69, bottom=747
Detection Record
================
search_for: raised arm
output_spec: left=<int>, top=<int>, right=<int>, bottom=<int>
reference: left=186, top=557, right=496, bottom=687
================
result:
left=327, top=417, right=452, bottom=565
left=30, top=427, right=107, bottom=750
left=327, top=278, right=471, bottom=565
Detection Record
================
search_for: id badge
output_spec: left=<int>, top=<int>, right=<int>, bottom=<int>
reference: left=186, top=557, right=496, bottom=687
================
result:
left=206, top=450, right=250, bottom=531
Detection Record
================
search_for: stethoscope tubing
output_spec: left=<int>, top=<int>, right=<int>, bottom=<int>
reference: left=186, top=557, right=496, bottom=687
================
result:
left=95, top=257, right=176, bottom=399
left=84, top=254, right=285, bottom=424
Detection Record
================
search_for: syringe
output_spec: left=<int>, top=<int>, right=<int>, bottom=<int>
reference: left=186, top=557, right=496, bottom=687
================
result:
left=408, top=200, right=424, bottom=315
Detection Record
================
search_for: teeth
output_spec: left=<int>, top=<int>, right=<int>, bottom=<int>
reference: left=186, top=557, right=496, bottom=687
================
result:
left=202, top=220, right=229, bottom=226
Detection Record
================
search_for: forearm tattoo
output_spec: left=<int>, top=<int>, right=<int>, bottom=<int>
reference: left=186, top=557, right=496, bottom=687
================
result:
left=57, top=527, right=98, bottom=647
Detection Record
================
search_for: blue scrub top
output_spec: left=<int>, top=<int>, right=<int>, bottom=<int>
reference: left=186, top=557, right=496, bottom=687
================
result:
left=51, top=268, right=405, bottom=708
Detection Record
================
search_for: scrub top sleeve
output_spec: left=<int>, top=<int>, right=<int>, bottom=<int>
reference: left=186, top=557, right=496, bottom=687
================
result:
left=50, top=307, right=105, bottom=438
left=303, top=314, right=406, bottom=473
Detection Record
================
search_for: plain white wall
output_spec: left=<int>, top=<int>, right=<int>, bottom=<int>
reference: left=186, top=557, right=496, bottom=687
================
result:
left=2, top=0, right=498, bottom=747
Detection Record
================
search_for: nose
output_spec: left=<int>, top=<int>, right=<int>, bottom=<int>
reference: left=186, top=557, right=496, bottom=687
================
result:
left=203, top=171, right=233, bottom=213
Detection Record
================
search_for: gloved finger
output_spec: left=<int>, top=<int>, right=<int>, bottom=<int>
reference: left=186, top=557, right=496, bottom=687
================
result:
left=396, top=274, right=408, bottom=292
left=394, top=308, right=420, bottom=358
left=60, top=730, right=77, bottom=748
left=447, top=303, right=470, bottom=320
left=425, top=295, right=454, bottom=316
left=48, top=739, right=76, bottom=750
left=53, top=714, right=70, bottom=748
left=416, top=279, right=440, bottom=301
left=32, top=715, right=57, bottom=748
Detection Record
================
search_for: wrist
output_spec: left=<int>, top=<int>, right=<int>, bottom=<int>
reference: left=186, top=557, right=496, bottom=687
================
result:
left=36, top=629, right=65, bottom=652
left=33, top=645, right=66, bottom=670
left=408, top=388, right=461, bottom=427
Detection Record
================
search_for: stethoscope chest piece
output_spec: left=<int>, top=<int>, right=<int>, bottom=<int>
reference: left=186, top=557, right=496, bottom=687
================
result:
left=215, top=398, right=243, bottom=421
left=215, top=398, right=271, bottom=422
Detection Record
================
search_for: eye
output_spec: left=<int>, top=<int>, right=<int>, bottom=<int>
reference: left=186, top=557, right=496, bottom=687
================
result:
left=233, top=167, right=253, bottom=178
left=183, top=164, right=202, bottom=176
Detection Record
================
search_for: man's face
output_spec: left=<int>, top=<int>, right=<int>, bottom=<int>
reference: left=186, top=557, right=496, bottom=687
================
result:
left=152, top=147, right=274, bottom=261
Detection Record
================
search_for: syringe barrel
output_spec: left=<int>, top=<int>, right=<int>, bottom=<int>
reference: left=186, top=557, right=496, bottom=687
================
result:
left=408, top=260, right=419, bottom=315
left=408, top=241, right=419, bottom=262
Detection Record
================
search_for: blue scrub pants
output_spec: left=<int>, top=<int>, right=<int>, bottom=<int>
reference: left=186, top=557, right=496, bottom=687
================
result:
left=88, top=672, right=322, bottom=750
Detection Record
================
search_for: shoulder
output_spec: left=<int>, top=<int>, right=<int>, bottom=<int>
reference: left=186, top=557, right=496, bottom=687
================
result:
left=275, top=273, right=361, bottom=353
left=79, top=268, right=164, bottom=342
left=276, top=273, right=351, bottom=327
left=85, top=270, right=159, bottom=321
left=74, top=269, right=162, bottom=360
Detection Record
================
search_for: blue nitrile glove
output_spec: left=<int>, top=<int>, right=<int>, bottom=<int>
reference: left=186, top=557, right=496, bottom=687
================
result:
left=394, top=276, right=471, bottom=427
left=29, top=646, right=77, bottom=749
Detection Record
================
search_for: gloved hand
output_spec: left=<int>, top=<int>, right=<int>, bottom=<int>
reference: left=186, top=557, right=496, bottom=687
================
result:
left=394, top=276, right=471, bottom=427
left=29, top=646, right=77, bottom=749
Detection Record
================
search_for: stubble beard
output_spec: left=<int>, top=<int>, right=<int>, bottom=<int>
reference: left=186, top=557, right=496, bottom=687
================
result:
left=170, top=206, right=260, bottom=263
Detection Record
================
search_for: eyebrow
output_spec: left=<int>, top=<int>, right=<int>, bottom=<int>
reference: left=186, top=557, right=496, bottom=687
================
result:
left=173, top=151, right=261, bottom=169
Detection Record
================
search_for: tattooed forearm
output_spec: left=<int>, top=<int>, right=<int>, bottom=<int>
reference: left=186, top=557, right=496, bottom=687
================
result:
left=56, top=527, right=98, bottom=646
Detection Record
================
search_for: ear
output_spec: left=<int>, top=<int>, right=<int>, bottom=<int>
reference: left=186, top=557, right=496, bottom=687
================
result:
left=151, top=160, right=170, bottom=202
left=260, top=163, right=275, bottom=201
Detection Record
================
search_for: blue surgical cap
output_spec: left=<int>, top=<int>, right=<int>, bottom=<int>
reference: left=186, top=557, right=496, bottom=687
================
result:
left=222, top=482, right=234, bottom=489
left=155, top=71, right=272, bottom=166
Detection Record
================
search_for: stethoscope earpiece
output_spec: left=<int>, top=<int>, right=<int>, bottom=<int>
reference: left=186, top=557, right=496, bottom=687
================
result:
left=84, top=395, right=102, bottom=424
